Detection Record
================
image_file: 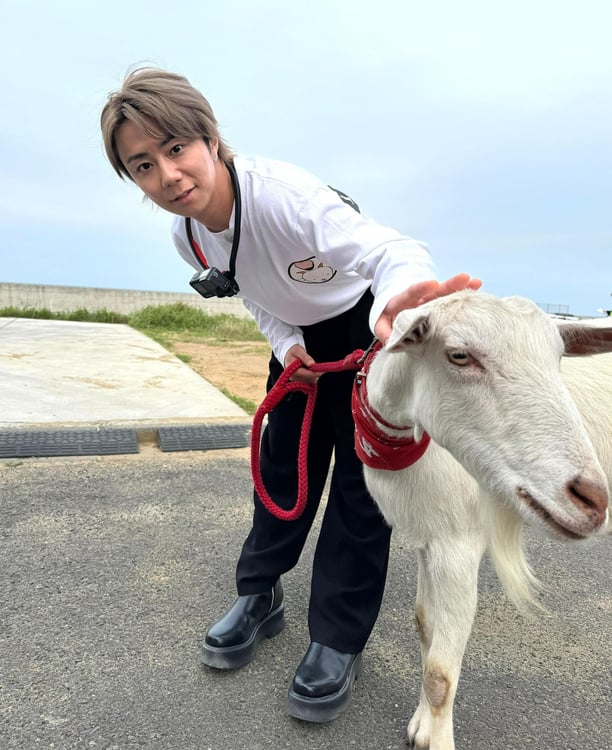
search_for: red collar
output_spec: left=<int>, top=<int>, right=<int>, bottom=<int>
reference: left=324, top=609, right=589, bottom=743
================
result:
left=351, top=342, right=431, bottom=470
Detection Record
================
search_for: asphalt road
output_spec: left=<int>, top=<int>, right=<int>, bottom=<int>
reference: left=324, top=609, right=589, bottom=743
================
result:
left=1, top=448, right=610, bottom=750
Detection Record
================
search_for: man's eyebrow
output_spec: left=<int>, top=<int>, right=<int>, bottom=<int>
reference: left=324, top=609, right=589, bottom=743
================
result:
left=126, top=151, right=149, bottom=165
left=125, top=136, right=176, bottom=165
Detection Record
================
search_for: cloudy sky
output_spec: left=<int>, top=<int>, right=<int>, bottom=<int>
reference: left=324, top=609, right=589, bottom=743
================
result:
left=2, top=0, right=610, bottom=315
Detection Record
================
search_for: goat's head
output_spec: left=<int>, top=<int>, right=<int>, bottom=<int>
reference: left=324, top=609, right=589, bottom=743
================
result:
left=375, top=291, right=611, bottom=539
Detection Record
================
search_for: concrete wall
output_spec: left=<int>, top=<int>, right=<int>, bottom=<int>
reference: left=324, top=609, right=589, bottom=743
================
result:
left=0, top=282, right=253, bottom=319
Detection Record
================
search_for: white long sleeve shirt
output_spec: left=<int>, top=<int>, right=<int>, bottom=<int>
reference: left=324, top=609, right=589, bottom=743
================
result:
left=172, top=155, right=435, bottom=364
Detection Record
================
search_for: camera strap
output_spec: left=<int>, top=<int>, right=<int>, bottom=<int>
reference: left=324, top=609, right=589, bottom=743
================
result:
left=185, top=160, right=242, bottom=281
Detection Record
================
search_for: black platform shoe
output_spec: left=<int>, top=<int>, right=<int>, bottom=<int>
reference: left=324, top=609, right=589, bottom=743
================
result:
left=201, top=580, right=284, bottom=669
left=287, top=642, right=362, bottom=722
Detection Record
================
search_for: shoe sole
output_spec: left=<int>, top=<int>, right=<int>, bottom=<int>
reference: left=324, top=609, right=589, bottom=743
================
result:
left=286, top=653, right=363, bottom=723
left=200, top=604, right=285, bottom=670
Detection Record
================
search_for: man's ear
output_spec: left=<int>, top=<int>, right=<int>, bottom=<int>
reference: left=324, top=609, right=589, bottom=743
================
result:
left=209, top=136, right=219, bottom=160
left=557, top=317, right=612, bottom=356
left=386, top=307, right=432, bottom=352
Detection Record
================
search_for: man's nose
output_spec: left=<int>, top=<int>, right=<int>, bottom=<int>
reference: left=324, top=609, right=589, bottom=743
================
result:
left=159, top=158, right=181, bottom=186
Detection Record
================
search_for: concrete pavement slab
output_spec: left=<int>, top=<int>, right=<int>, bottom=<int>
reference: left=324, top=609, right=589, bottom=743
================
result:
left=0, top=317, right=247, bottom=427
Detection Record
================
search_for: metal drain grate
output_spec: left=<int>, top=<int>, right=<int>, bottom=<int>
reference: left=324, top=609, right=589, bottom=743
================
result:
left=0, top=428, right=139, bottom=458
left=158, top=423, right=251, bottom=452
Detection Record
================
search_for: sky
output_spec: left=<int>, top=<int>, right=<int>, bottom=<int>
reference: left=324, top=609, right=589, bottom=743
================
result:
left=1, top=0, right=611, bottom=316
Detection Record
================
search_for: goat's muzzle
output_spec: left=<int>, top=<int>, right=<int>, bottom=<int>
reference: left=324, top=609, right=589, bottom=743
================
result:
left=517, top=474, right=608, bottom=539
left=567, top=475, right=609, bottom=529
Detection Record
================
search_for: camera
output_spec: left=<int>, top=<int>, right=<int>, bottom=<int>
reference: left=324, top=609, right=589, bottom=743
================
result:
left=190, top=268, right=240, bottom=299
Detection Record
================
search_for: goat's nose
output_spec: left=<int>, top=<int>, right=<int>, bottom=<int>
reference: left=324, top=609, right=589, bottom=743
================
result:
left=568, top=475, right=609, bottom=527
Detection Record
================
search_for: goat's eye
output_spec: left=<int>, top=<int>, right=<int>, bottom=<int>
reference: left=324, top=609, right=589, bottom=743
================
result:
left=447, top=349, right=470, bottom=365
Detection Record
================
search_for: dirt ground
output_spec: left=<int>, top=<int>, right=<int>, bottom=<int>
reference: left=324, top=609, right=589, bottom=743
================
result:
left=171, top=339, right=271, bottom=410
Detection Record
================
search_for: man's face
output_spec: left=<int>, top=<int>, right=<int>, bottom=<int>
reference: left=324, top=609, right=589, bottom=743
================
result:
left=116, top=119, right=219, bottom=222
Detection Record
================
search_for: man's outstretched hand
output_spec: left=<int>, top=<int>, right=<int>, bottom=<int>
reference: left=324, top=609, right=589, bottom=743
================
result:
left=374, top=273, right=482, bottom=344
left=284, top=273, right=482, bottom=381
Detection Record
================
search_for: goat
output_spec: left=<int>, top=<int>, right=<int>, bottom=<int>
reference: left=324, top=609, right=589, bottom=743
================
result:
left=360, top=291, right=611, bottom=750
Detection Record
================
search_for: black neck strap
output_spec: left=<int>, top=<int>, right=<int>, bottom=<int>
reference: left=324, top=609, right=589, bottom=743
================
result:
left=185, top=160, right=241, bottom=279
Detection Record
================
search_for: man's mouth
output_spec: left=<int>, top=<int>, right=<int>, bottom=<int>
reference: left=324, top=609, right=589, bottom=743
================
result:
left=172, top=188, right=193, bottom=202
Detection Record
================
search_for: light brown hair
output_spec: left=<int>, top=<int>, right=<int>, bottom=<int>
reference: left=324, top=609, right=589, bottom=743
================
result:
left=101, top=67, right=234, bottom=180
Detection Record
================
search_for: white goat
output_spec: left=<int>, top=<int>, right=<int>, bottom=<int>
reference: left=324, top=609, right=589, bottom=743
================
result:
left=360, top=291, right=612, bottom=750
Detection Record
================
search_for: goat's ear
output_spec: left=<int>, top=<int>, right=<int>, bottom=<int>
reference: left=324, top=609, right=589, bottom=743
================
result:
left=386, top=308, right=431, bottom=352
left=557, top=318, right=612, bottom=356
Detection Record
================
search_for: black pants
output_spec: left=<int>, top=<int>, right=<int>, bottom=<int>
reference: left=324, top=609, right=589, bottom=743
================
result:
left=236, top=290, right=391, bottom=654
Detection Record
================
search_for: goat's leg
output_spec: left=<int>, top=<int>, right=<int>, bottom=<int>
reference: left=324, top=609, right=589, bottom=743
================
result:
left=407, top=538, right=484, bottom=750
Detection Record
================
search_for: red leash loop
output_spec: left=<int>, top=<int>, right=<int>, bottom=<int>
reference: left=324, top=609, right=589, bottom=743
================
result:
left=250, top=350, right=365, bottom=521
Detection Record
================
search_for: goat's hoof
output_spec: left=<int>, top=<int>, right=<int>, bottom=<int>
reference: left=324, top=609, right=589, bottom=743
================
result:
left=405, top=735, right=427, bottom=749
left=406, top=705, right=431, bottom=749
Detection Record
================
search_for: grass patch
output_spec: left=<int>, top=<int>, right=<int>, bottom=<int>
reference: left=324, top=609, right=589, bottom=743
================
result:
left=220, top=387, right=257, bottom=415
left=129, top=303, right=264, bottom=342
left=0, top=306, right=129, bottom=324
left=0, top=302, right=265, bottom=343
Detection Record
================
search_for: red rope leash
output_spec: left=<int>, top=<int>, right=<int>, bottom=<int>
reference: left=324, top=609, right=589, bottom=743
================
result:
left=250, top=349, right=366, bottom=521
